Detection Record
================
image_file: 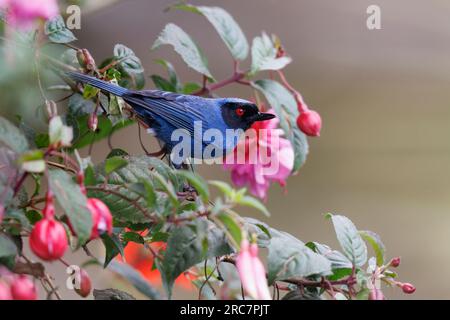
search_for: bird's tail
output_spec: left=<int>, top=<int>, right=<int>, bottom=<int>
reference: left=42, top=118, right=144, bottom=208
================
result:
left=66, top=71, right=128, bottom=97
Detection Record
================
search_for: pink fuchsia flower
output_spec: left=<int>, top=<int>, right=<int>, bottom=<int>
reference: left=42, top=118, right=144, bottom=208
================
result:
left=223, top=110, right=294, bottom=200
left=236, top=240, right=271, bottom=300
left=5, top=0, right=59, bottom=30
left=296, top=109, right=322, bottom=137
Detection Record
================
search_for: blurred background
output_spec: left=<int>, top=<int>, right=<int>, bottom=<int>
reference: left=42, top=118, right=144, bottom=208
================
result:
left=5, top=0, right=450, bottom=299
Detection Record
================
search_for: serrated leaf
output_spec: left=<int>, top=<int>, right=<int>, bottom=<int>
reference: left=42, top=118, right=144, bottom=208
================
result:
left=122, top=231, right=145, bottom=244
left=152, top=23, right=213, bottom=79
left=108, top=260, right=162, bottom=299
left=267, top=229, right=331, bottom=284
left=359, top=230, right=386, bottom=267
left=159, top=222, right=233, bottom=297
left=173, top=4, right=249, bottom=60
left=252, top=79, right=308, bottom=172
left=48, top=169, right=92, bottom=244
left=0, top=116, right=29, bottom=153
left=44, top=15, right=77, bottom=43
left=308, top=242, right=352, bottom=269
left=326, top=214, right=368, bottom=267
left=113, top=44, right=144, bottom=74
left=251, top=32, right=291, bottom=74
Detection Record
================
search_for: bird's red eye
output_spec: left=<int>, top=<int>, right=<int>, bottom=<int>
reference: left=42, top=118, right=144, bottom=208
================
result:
left=235, top=107, right=245, bottom=117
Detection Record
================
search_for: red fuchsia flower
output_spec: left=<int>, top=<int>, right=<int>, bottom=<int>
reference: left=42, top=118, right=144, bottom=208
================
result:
left=0, top=281, right=12, bottom=300
left=87, top=198, right=113, bottom=239
left=3, top=0, right=59, bottom=30
left=74, top=269, right=92, bottom=298
left=296, top=109, right=322, bottom=137
left=223, top=110, right=294, bottom=200
left=10, top=275, right=37, bottom=300
left=236, top=240, right=271, bottom=300
left=29, top=217, right=68, bottom=261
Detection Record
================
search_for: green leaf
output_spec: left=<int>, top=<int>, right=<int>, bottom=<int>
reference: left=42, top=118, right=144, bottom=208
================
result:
left=216, top=213, right=242, bottom=247
left=243, top=217, right=271, bottom=248
left=326, top=214, right=368, bottom=267
left=152, top=23, right=213, bottom=79
left=173, top=4, right=249, bottom=60
left=68, top=93, right=97, bottom=116
left=122, top=231, right=145, bottom=245
left=252, top=79, right=308, bottom=172
left=359, top=230, right=386, bottom=267
left=154, top=59, right=180, bottom=90
left=0, top=116, right=29, bottom=153
left=113, top=44, right=144, bottom=74
left=267, top=229, right=331, bottom=284
left=102, top=232, right=125, bottom=268
left=236, top=195, right=270, bottom=217
left=159, top=222, right=233, bottom=297
left=108, top=260, right=162, bottom=299
left=69, top=114, right=133, bottom=150
left=87, top=184, right=155, bottom=224
left=44, top=15, right=77, bottom=43
left=250, top=32, right=291, bottom=74
left=150, top=75, right=177, bottom=92
left=307, top=242, right=352, bottom=269
left=104, top=156, right=129, bottom=175
left=0, top=234, right=18, bottom=259
left=176, top=171, right=209, bottom=203
left=48, top=169, right=92, bottom=245
left=182, top=82, right=202, bottom=94
left=82, top=84, right=99, bottom=100
left=107, top=148, right=129, bottom=158
left=209, top=180, right=234, bottom=198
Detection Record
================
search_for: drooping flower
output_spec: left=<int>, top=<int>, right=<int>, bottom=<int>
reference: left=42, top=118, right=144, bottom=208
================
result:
left=4, top=0, right=59, bottom=30
left=224, top=110, right=294, bottom=200
left=10, top=275, right=37, bottom=300
left=87, top=198, right=113, bottom=239
left=236, top=240, right=271, bottom=300
left=29, top=217, right=68, bottom=261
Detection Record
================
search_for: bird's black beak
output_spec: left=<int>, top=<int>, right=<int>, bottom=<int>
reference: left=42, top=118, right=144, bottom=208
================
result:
left=254, top=112, right=276, bottom=122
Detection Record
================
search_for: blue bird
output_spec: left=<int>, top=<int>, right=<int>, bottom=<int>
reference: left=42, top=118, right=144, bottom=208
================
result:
left=66, top=71, right=275, bottom=165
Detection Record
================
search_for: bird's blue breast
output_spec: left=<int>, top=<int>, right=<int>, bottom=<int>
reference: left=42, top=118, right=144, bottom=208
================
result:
left=130, top=94, right=243, bottom=161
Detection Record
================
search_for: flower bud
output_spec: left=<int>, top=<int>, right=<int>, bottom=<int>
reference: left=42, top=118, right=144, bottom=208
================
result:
left=401, top=283, right=416, bottom=294
left=236, top=240, right=271, bottom=300
left=390, top=257, right=401, bottom=268
left=0, top=282, right=12, bottom=300
left=88, top=113, right=98, bottom=132
left=29, top=217, right=68, bottom=261
left=368, top=288, right=385, bottom=300
left=296, top=109, right=322, bottom=137
left=87, top=198, right=113, bottom=239
left=74, top=269, right=92, bottom=298
left=10, top=276, right=37, bottom=300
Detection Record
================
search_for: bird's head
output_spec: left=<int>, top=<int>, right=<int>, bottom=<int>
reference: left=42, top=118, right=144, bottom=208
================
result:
left=219, top=98, right=275, bottom=131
